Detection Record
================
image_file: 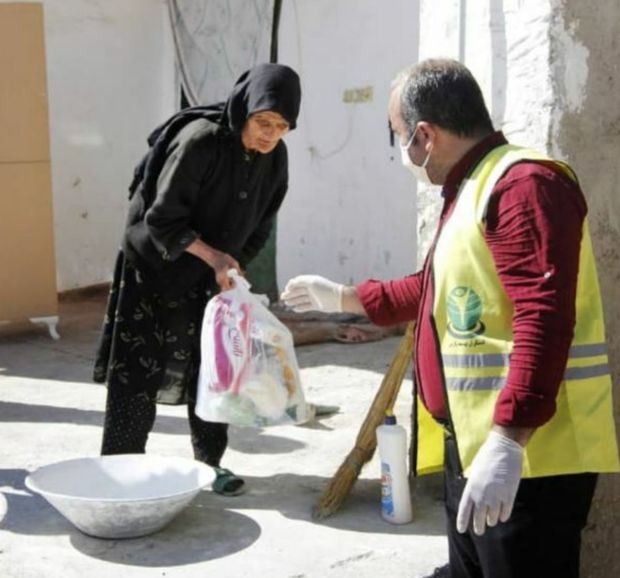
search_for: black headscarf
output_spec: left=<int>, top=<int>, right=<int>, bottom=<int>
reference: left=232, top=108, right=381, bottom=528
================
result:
left=221, top=63, right=301, bottom=131
left=129, top=63, right=301, bottom=201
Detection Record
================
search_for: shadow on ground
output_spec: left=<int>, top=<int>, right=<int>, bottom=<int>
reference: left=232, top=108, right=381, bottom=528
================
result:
left=0, top=336, right=398, bottom=381
left=69, top=506, right=262, bottom=566
left=0, top=401, right=306, bottom=454
left=0, top=294, right=403, bottom=383
left=0, top=338, right=97, bottom=383
left=209, top=472, right=446, bottom=537
left=0, top=296, right=105, bottom=383
left=295, top=336, right=404, bottom=372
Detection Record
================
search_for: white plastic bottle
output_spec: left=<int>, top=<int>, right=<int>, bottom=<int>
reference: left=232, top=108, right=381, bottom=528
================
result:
left=377, top=410, right=413, bottom=524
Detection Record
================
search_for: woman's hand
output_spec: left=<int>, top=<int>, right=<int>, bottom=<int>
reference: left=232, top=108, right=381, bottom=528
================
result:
left=209, top=251, right=241, bottom=291
left=185, top=239, right=241, bottom=291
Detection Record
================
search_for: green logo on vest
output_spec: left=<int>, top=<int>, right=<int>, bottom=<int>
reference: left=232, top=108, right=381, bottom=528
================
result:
left=447, top=287, right=486, bottom=339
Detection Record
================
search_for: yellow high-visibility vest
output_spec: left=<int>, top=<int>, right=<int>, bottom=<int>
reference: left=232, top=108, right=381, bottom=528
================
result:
left=416, top=144, right=619, bottom=478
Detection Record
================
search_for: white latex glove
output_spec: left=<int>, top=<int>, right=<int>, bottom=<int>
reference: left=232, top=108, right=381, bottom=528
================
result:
left=456, top=430, right=524, bottom=536
left=281, top=275, right=344, bottom=313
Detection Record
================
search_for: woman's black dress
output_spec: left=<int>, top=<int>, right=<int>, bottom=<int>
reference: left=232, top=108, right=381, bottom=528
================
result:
left=94, top=118, right=288, bottom=462
left=94, top=62, right=301, bottom=465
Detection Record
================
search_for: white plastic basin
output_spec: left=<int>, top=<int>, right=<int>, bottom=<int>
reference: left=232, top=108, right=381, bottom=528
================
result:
left=25, top=454, right=215, bottom=539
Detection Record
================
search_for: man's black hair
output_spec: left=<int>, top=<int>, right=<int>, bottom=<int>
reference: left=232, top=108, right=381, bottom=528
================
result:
left=400, top=59, right=494, bottom=138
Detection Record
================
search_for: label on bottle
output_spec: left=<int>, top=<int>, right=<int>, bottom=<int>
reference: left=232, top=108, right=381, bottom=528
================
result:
left=381, top=462, right=394, bottom=516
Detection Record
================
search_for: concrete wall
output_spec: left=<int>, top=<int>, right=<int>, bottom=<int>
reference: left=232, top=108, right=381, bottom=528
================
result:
left=275, top=0, right=419, bottom=287
left=549, top=2, right=620, bottom=575
left=1, top=0, right=177, bottom=291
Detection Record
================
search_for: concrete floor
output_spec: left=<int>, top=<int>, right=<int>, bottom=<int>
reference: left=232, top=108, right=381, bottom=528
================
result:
left=0, top=294, right=448, bottom=578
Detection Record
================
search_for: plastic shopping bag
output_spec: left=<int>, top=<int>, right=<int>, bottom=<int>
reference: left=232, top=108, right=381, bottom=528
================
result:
left=195, top=272, right=312, bottom=427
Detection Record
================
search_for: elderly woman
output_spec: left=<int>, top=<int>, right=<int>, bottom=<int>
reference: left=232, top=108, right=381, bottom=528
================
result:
left=94, top=64, right=302, bottom=496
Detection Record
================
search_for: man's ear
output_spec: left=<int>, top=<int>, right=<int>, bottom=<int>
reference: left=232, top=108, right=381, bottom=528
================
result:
left=417, top=121, right=436, bottom=151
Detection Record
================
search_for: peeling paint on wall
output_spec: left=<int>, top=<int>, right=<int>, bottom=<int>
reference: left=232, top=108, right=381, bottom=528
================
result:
left=549, top=5, right=591, bottom=161
left=555, top=18, right=589, bottom=113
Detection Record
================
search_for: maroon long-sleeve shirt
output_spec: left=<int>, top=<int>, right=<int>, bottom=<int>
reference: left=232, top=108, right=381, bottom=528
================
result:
left=357, top=132, right=586, bottom=428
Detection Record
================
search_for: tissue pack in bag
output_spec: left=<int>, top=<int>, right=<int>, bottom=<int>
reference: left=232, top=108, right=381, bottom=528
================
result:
left=207, top=297, right=252, bottom=393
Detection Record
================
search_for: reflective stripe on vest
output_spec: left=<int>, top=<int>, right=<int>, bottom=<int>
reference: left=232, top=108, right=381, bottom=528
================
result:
left=442, top=343, right=608, bottom=368
left=443, top=342, right=610, bottom=390
left=446, top=365, right=611, bottom=392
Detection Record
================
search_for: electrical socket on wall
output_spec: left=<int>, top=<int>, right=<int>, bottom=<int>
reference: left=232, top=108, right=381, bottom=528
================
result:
left=342, top=86, right=373, bottom=103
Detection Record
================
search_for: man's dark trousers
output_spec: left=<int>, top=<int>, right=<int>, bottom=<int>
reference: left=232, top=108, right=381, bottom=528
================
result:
left=443, top=435, right=597, bottom=578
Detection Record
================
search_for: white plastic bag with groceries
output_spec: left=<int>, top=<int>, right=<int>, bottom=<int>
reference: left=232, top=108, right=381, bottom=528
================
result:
left=196, top=271, right=312, bottom=427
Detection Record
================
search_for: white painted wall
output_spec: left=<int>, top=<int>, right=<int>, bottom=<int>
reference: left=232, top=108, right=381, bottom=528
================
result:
left=1, top=0, right=177, bottom=291
left=275, top=0, right=420, bottom=287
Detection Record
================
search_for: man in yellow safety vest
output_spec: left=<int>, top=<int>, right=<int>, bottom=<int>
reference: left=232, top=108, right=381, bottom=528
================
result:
left=282, top=59, right=619, bottom=578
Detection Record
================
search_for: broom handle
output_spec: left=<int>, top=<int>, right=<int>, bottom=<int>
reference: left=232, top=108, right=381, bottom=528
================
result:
left=352, top=322, right=414, bottom=448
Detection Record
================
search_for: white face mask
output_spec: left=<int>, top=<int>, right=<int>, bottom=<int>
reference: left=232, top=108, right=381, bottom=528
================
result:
left=400, top=126, right=433, bottom=185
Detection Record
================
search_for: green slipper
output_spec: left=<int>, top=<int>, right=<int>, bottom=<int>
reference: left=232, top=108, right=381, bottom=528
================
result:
left=212, top=467, right=246, bottom=496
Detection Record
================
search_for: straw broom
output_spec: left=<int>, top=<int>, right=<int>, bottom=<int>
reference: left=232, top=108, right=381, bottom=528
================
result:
left=312, top=322, right=415, bottom=519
